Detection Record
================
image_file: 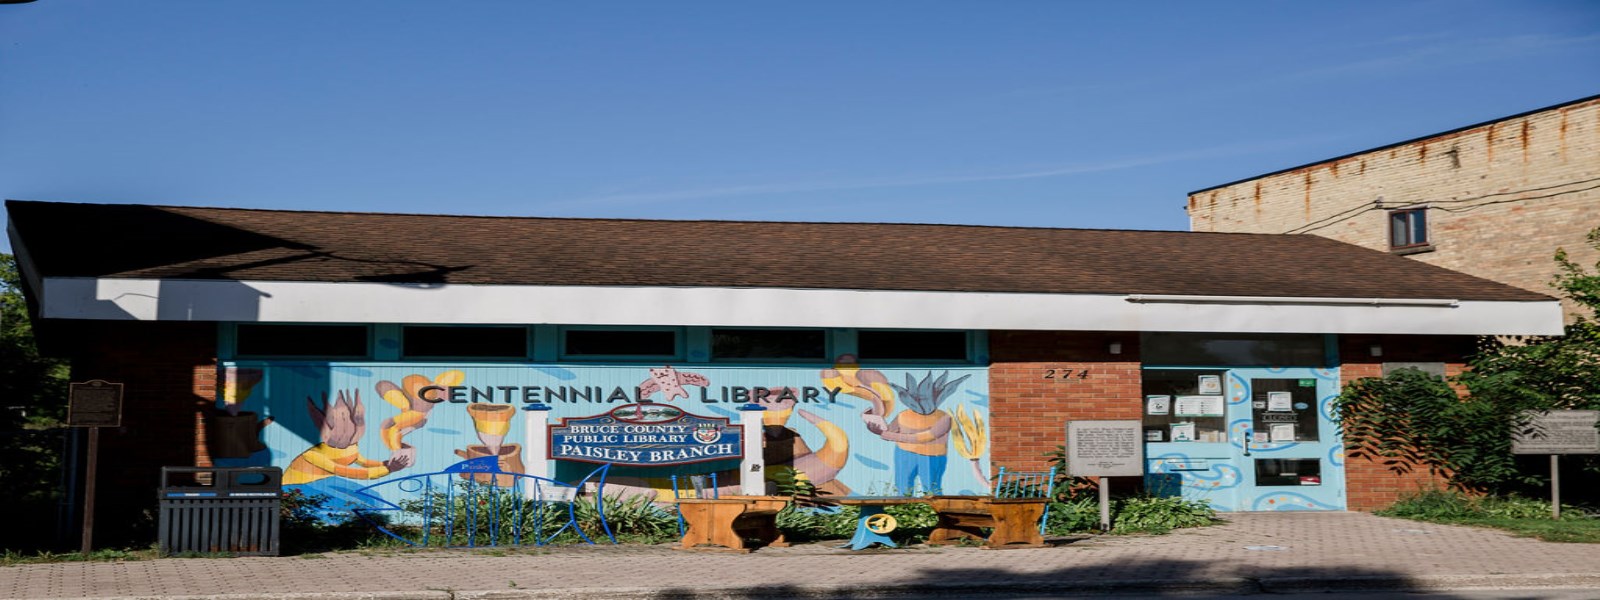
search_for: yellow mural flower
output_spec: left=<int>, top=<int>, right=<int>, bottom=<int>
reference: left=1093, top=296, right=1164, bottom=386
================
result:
left=952, top=404, right=987, bottom=460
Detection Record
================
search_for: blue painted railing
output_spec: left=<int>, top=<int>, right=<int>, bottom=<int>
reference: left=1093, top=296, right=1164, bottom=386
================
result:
left=351, top=457, right=615, bottom=547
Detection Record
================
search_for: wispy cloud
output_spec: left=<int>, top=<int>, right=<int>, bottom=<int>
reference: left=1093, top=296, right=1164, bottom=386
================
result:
left=546, top=135, right=1343, bottom=210
left=1286, top=32, right=1600, bottom=81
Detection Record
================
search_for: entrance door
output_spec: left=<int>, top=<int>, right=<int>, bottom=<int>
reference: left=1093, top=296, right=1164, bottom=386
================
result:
left=1143, top=367, right=1344, bottom=511
left=1224, top=368, right=1344, bottom=511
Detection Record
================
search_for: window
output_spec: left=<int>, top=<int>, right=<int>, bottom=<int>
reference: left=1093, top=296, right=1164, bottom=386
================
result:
left=1382, top=362, right=1446, bottom=378
left=1389, top=208, right=1429, bottom=250
left=1248, top=378, right=1320, bottom=443
left=1254, top=458, right=1322, bottom=486
left=1141, top=333, right=1327, bottom=367
left=402, top=326, right=528, bottom=359
left=1141, top=369, right=1228, bottom=443
left=712, top=329, right=826, bottom=361
left=235, top=324, right=369, bottom=358
left=562, top=329, right=678, bottom=358
left=857, top=330, right=969, bottom=362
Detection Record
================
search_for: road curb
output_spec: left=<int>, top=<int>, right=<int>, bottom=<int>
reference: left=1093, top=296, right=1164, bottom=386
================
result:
left=45, top=572, right=1600, bottom=600
left=1260, top=572, right=1600, bottom=593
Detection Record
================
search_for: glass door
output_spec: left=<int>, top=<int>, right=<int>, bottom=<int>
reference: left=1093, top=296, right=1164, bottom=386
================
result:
left=1226, top=368, right=1344, bottom=511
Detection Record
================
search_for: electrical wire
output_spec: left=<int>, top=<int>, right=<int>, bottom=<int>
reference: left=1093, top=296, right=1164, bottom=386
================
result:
left=1279, top=176, right=1600, bottom=235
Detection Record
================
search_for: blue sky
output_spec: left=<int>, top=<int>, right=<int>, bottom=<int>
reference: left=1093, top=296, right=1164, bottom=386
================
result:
left=2, top=1, right=1597, bottom=251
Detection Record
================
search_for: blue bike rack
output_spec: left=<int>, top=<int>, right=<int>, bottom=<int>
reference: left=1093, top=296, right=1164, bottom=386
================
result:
left=351, top=457, right=615, bottom=547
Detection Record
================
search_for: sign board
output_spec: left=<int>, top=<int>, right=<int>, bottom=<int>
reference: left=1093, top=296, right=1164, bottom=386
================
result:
left=67, top=380, right=124, bottom=428
left=1513, top=410, right=1600, bottom=455
left=1066, top=420, right=1144, bottom=477
left=549, top=403, right=742, bottom=466
left=1174, top=395, right=1224, bottom=418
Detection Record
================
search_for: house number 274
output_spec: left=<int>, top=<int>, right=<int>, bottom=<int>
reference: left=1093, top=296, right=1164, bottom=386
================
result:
left=1042, top=369, right=1090, bottom=380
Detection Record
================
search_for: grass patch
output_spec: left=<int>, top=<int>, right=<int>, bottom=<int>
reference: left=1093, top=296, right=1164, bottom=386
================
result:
left=1379, top=490, right=1600, bottom=543
left=1, top=547, right=160, bottom=566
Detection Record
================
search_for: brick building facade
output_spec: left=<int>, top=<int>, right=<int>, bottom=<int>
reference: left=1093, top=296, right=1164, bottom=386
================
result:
left=1187, top=95, right=1600, bottom=320
left=9, top=200, right=1564, bottom=545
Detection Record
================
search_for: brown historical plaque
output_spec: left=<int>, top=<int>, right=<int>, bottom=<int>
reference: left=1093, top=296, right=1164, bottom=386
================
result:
left=68, top=380, right=124, bottom=428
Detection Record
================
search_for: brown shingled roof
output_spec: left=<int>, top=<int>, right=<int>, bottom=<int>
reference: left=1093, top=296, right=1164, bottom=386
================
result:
left=5, top=199, right=1551, bottom=302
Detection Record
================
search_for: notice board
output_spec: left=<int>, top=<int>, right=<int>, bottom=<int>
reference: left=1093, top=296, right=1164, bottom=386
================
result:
left=67, top=380, right=124, bottom=428
left=1513, top=410, right=1600, bottom=455
left=1066, top=420, right=1143, bottom=477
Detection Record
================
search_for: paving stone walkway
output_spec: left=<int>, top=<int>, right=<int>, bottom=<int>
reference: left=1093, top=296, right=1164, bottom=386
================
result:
left=4, top=512, right=1599, bottom=599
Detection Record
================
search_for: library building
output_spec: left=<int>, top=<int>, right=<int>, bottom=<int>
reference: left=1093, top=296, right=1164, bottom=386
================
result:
left=6, top=199, right=1561, bottom=533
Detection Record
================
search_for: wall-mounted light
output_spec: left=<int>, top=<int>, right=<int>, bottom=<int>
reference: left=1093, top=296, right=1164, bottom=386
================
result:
left=1108, top=341, right=1123, bottom=355
left=1369, top=344, right=1383, bottom=357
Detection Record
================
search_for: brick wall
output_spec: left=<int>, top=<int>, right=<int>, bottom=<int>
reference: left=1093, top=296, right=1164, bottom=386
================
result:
left=66, top=321, right=217, bottom=545
left=1188, top=97, right=1600, bottom=320
left=988, top=331, right=1141, bottom=491
left=1338, top=334, right=1473, bottom=510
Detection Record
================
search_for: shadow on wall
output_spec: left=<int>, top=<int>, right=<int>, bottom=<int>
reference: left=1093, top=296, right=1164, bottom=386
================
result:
left=646, top=558, right=1478, bottom=599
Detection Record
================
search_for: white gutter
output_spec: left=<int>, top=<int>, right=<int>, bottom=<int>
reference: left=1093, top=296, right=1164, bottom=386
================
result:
left=1126, top=294, right=1461, bottom=308
left=35, top=277, right=1565, bottom=336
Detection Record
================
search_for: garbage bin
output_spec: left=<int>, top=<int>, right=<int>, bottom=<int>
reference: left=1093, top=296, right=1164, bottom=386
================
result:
left=157, top=466, right=282, bottom=556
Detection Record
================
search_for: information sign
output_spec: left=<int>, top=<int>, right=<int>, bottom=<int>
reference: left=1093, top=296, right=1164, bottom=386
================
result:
left=1513, top=410, right=1600, bottom=455
left=549, top=403, right=742, bottom=466
left=1066, top=420, right=1144, bottom=477
left=68, top=380, right=124, bottom=428
left=1174, top=395, right=1224, bottom=418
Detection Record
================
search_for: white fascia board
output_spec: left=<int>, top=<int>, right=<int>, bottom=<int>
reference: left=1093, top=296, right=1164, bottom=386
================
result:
left=39, top=277, right=1565, bottom=336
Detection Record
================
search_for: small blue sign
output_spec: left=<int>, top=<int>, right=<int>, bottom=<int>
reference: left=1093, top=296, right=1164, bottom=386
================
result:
left=548, top=403, right=742, bottom=466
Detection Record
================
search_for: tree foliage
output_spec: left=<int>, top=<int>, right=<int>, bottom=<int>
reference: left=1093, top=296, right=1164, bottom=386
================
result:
left=1337, top=229, right=1600, bottom=494
left=1, top=253, right=72, bottom=552
left=1, top=253, right=70, bottom=429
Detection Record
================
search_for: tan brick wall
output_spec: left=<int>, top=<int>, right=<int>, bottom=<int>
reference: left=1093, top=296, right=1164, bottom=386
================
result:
left=1189, top=98, right=1600, bottom=320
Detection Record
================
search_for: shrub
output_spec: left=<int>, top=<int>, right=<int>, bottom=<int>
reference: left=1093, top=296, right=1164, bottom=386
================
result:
left=775, top=505, right=858, bottom=542
left=279, top=490, right=383, bottom=554
left=571, top=493, right=677, bottom=543
left=1043, top=497, right=1100, bottom=535
left=1111, top=496, right=1217, bottom=534
left=1380, top=489, right=1583, bottom=521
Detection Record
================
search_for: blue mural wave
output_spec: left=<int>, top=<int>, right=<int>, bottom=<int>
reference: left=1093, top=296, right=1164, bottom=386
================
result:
left=1252, top=491, right=1342, bottom=511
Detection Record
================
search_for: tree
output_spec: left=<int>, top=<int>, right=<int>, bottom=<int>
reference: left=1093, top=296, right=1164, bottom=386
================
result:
left=0, top=252, right=72, bottom=551
left=1, top=253, right=70, bottom=428
left=1337, top=228, right=1600, bottom=494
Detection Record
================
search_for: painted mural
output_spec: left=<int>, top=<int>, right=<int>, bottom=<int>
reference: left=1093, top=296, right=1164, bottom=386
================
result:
left=212, top=356, right=990, bottom=515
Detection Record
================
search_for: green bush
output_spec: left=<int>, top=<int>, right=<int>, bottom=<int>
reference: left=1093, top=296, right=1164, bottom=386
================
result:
left=386, top=484, right=678, bottom=547
left=1380, top=489, right=1582, bottom=521
left=279, top=490, right=387, bottom=554
left=775, top=506, right=859, bottom=542
left=1043, top=497, right=1100, bottom=534
left=775, top=503, right=937, bottom=543
left=1112, top=496, right=1217, bottom=534
left=574, top=493, right=678, bottom=543
left=1337, top=229, right=1600, bottom=496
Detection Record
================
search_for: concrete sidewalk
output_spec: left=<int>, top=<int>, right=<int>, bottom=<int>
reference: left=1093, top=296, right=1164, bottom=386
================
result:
left=4, top=512, right=1599, bottom=599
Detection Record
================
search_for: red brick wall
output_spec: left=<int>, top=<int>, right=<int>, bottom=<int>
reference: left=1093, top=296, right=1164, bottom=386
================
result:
left=66, top=321, right=217, bottom=544
left=988, top=331, right=1141, bottom=490
left=1338, top=334, right=1472, bottom=510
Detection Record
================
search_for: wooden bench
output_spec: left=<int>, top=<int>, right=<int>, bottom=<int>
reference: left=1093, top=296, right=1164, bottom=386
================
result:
left=927, top=467, right=1056, bottom=549
left=675, top=495, right=790, bottom=552
left=926, top=495, right=1050, bottom=548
